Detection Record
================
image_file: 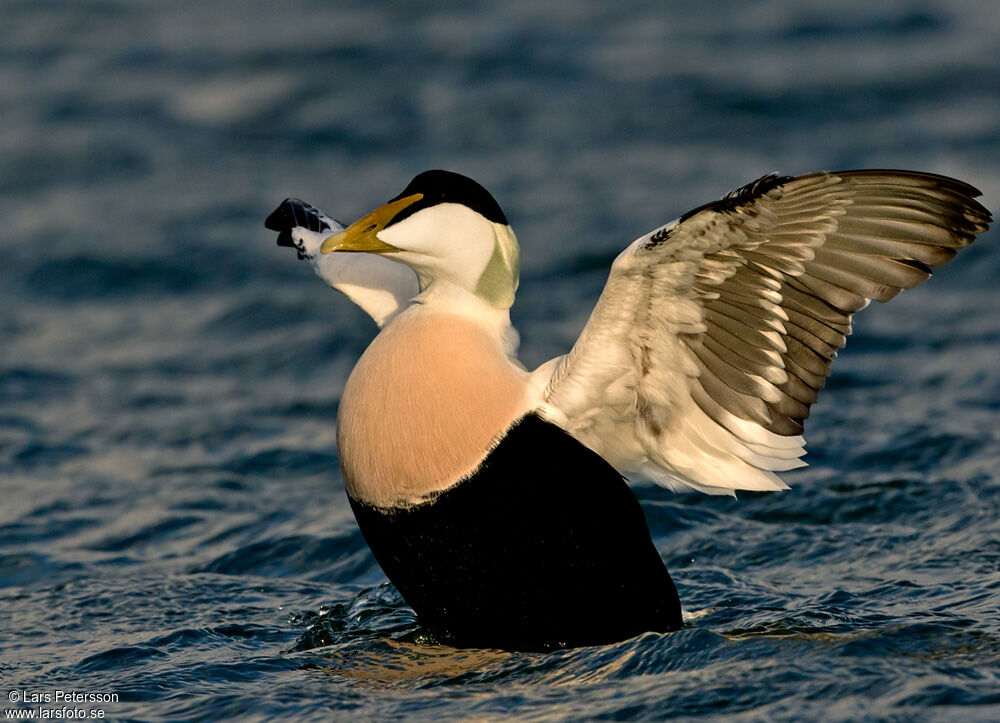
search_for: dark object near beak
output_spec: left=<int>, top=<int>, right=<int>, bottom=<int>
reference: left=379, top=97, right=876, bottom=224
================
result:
left=265, top=200, right=294, bottom=250
left=267, top=198, right=331, bottom=230
left=266, top=199, right=300, bottom=249
left=266, top=198, right=335, bottom=253
left=265, top=198, right=297, bottom=231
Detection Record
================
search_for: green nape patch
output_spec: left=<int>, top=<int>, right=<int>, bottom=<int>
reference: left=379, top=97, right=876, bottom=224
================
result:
left=475, top=225, right=520, bottom=308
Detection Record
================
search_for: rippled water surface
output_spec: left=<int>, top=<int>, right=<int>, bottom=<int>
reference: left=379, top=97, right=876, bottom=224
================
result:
left=2, top=0, right=999, bottom=720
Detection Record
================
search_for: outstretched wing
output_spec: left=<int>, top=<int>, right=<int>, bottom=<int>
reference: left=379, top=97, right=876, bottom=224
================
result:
left=266, top=199, right=418, bottom=327
left=538, top=171, right=991, bottom=494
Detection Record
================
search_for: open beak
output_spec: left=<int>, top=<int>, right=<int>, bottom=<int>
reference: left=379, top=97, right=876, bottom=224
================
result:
left=320, top=193, right=423, bottom=254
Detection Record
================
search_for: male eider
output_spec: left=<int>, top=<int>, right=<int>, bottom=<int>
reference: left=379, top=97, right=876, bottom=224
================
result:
left=266, top=169, right=991, bottom=650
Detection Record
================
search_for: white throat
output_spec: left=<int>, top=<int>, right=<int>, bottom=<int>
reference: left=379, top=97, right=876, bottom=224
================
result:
left=290, top=224, right=418, bottom=328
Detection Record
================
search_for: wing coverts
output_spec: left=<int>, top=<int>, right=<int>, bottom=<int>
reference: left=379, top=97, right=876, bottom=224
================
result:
left=543, top=170, right=991, bottom=494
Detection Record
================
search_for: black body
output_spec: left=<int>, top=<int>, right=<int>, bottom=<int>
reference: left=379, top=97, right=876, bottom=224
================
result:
left=349, top=413, right=682, bottom=651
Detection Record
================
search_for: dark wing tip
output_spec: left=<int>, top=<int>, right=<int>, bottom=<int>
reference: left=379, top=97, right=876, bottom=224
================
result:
left=829, top=168, right=984, bottom=198
left=827, top=169, right=992, bottom=230
left=265, top=198, right=302, bottom=232
left=264, top=198, right=332, bottom=236
left=721, top=173, right=795, bottom=205
left=678, top=173, right=795, bottom=224
left=896, top=257, right=935, bottom=276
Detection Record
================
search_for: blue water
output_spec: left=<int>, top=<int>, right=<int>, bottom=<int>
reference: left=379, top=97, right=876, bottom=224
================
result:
left=2, top=0, right=999, bottom=719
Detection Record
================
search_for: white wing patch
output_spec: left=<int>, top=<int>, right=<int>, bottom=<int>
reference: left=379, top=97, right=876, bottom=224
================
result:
left=539, top=171, right=991, bottom=495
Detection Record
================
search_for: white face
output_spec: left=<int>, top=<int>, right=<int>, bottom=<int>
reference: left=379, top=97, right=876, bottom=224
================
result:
left=377, top=203, right=500, bottom=293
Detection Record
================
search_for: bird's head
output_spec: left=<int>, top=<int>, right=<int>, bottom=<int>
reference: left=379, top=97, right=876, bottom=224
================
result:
left=321, top=170, right=520, bottom=309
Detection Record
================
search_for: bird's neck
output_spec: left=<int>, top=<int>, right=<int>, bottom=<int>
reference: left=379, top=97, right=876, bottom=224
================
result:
left=411, top=280, right=520, bottom=358
left=314, top=253, right=418, bottom=328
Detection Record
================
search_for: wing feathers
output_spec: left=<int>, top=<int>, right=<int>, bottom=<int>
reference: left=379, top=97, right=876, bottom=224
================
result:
left=788, top=273, right=871, bottom=312
left=693, top=340, right=786, bottom=405
left=826, top=232, right=959, bottom=266
left=703, top=318, right=786, bottom=368
left=782, top=307, right=847, bottom=352
left=701, top=335, right=788, bottom=385
left=809, top=246, right=932, bottom=289
left=541, top=169, right=991, bottom=494
left=781, top=284, right=851, bottom=331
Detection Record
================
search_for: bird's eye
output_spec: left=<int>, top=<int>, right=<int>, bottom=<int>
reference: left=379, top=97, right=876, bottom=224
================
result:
left=365, top=224, right=377, bottom=233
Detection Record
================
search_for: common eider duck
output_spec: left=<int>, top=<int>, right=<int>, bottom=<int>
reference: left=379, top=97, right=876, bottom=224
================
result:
left=265, top=169, right=991, bottom=650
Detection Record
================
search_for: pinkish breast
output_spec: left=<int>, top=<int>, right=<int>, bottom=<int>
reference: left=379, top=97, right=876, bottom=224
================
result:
left=337, top=311, right=528, bottom=508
